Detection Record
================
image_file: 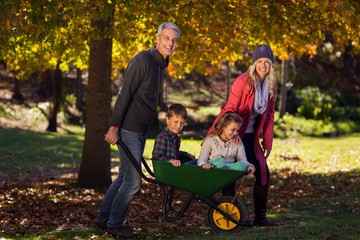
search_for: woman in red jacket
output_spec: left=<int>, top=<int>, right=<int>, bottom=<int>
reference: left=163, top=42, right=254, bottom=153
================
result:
left=206, top=44, right=278, bottom=226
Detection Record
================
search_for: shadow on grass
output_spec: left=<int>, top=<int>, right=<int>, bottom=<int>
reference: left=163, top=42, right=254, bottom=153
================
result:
left=0, top=168, right=359, bottom=239
left=1, top=128, right=359, bottom=239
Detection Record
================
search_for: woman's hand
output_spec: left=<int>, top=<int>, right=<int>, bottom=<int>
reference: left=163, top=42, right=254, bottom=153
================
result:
left=231, top=135, right=241, bottom=145
left=263, top=148, right=271, bottom=158
left=169, top=159, right=181, bottom=167
left=201, top=163, right=212, bottom=170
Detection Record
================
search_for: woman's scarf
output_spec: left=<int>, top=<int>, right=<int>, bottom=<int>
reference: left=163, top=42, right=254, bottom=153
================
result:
left=254, top=77, right=270, bottom=115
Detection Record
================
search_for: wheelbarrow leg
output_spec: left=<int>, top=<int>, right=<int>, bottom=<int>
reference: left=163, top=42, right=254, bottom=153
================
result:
left=167, top=187, right=180, bottom=214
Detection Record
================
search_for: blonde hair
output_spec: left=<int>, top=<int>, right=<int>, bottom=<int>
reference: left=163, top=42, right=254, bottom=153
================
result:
left=209, top=112, right=242, bottom=138
left=248, top=61, right=277, bottom=98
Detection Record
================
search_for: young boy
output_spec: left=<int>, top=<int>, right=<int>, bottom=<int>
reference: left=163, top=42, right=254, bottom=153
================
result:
left=152, top=104, right=195, bottom=166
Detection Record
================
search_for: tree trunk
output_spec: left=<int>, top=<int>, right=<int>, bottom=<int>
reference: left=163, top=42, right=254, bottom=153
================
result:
left=47, top=64, right=62, bottom=132
left=12, top=78, right=24, bottom=102
left=278, top=59, right=289, bottom=118
left=77, top=2, right=114, bottom=188
left=38, top=69, right=52, bottom=100
left=225, top=61, right=231, bottom=100
left=75, top=67, right=84, bottom=111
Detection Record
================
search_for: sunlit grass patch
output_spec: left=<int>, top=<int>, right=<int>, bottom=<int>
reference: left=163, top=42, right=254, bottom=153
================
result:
left=270, top=135, right=360, bottom=174
left=0, top=128, right=84, bottom=176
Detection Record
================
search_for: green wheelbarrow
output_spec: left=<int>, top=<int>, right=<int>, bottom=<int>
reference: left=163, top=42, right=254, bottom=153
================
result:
left=118, top=139, right=252, bottom=232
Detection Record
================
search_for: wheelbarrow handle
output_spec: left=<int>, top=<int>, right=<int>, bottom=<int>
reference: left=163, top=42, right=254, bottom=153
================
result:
left=116, top=139, right=155, bottom=180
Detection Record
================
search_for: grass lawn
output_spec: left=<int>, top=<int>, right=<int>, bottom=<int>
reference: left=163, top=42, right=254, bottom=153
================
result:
left=0, top=128, right=359, bottom=239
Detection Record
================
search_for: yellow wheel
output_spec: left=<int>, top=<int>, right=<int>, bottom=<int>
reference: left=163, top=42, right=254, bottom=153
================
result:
left=207, top=196, right=247, bottom=232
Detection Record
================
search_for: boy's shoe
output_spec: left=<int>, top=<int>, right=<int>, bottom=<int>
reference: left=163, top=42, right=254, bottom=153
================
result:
left=94, top=220, right=107, bottom=230
left=107, top=226, right=134, bottom=239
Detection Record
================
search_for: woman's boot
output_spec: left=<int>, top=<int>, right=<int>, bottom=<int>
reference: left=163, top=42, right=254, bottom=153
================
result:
left=253, top=184, right=278, bottom=226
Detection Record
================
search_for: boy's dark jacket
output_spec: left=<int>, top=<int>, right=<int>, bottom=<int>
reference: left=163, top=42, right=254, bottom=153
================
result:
left=111, top=47, right=169, bottom=134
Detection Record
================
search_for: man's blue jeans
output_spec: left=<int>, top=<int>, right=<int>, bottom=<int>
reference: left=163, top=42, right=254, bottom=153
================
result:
left=96, top=129, right=146, bottom=229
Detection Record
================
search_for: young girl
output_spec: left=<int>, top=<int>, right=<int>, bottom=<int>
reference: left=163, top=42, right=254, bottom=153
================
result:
left=206, top=44, right=277, bottom=225
left=198, top=112, right=255, bottom=175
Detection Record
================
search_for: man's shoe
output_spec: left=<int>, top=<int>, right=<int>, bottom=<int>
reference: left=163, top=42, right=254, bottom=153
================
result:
left=107, top=226, right=134, bottom=239
left=94, top=220, right=107, bottom=230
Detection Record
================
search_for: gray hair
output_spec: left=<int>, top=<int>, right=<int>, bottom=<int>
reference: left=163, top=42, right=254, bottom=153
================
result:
left=157, top=22, right=180, bottom=38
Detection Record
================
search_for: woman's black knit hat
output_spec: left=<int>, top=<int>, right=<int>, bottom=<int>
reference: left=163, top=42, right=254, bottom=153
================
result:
left=252, top=44, right=275, bottom=64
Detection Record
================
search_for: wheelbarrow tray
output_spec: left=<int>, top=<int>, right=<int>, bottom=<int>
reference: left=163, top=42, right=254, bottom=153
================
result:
left=152, top=160, right=247, bottom=197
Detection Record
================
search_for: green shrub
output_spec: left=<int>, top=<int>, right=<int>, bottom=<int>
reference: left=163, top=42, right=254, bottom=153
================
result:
left=274, top=113, right=359, bottom=137
left=335, top=121, right=360, bottom=134
left=295, top=87, right=335, bottom=120
left=289, top=87, right=360, bottom=124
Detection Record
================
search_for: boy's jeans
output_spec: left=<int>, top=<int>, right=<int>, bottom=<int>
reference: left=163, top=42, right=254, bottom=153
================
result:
left=96, top=129, right=146, bottom=229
